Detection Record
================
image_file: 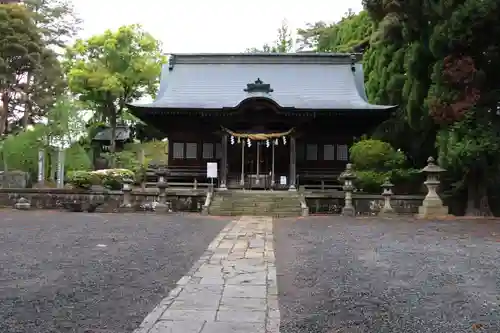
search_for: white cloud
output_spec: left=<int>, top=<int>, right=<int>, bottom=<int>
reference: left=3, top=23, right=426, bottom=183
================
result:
left=71, top=0, right=363, bottom=53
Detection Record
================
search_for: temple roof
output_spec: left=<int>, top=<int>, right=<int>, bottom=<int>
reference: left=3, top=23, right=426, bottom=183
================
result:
left=129, top=53, right=396, bottom=111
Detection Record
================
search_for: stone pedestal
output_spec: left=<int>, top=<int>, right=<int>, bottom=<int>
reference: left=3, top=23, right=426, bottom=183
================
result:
left=15, top=197, right=31, bottom=210
left=417, top=157, right=449, bottom=219
left=119, top=178, right=134, bottom=212
left=340, top=163, right=356, bottom=216
left=379, top=178, right=396, bottom=216
left=155, top=168, right=170, bottom=213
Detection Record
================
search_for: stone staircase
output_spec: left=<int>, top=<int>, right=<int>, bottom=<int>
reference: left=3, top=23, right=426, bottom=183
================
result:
left=208, top=190, right=303, bottom=217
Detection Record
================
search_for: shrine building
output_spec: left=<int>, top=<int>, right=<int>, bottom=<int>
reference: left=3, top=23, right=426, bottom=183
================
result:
left=128, top=53, right=395, bottom=191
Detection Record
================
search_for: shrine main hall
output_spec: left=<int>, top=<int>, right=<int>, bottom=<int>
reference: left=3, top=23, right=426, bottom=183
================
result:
left=128, top=53, right=395, bottom=190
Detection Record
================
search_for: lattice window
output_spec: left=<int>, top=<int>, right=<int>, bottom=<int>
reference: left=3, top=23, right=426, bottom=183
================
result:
left=337, top=144, right=348, bottom=161
left=215, top=143, right=222, bottom=159
left=202, top=143, right=214, bottom=159
left=185, top=143, right=197, bottom=159
left=172, top=142, right=184, bottom=159
left=306, top=144, right=318, bottom=161
left=323, top=144, right=336, bottom=160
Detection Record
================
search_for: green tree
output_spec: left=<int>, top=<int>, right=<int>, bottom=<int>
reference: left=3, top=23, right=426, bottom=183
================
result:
left=0, top=3, right=44, bottom=135
left=65, top=24, right=166, bottom=166
left=16, top=0, right=82, bottom=128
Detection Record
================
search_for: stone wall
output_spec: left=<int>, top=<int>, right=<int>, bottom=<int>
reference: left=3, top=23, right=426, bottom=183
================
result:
left=305, top=193, right=424, bottom=215
left=0, top=171, right=28, bottom=188
left=0, top=188, right=206, bottom=213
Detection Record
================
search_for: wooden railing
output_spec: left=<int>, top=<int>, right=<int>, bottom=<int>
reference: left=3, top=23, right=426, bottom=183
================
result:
left=145, top=165, right=213, bottom=189
left=297, top=167, right=343, bottom=191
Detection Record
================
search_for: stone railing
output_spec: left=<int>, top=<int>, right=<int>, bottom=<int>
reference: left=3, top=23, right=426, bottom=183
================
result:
left=305, top=192, right=424, bottom=215
left=0, top=188, right=207, bottom=213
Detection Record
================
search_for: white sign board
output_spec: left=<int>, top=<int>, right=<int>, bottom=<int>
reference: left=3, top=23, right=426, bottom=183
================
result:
left=280, top=176, right=287, bottom=185
left=207, top=162, right=218, bottom=178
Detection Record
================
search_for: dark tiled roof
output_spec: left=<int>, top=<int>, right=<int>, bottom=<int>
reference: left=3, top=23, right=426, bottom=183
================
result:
left=93, top=126, right=130, bottom=142
left=130, top=53, right=395, bottom=111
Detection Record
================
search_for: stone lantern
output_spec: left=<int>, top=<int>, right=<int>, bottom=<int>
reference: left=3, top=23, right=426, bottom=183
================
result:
left=120, top=177, right=134, bottom=211
left=379, top=178, right=395, bottom=216
left=417, top=156, right=449, bottom=218
left=155, top=168, right=170, bottom=213
left=340, top=163, right=356, bottom=216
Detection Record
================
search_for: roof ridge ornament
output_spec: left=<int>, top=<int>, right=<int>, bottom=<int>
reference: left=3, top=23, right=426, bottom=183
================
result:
left=244, top=78, right=274, bottom=93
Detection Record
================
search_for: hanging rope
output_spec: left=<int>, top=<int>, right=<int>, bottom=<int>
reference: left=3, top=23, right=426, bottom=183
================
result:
left=221, top=126, right=294, bottom=141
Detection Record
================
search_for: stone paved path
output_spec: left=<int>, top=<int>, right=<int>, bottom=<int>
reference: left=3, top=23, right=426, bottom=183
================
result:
left=134, top=216, right=279, bottom=333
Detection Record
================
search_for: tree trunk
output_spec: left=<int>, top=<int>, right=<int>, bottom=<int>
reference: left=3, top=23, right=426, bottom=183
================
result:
left=22, top=73, right=32, bottom=129
left=0, top=92, right=9, bottom=136
left=477, top=180, right=492, bottom=217
left=109, top=112, right=117, bottom=168
left=464, top=171, right=479, bottom=216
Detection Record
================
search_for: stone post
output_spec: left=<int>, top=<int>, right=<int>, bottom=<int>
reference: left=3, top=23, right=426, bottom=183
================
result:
left=37, top=149, right=45, bottom=186
left=155, top=168, right=170, bottom=213
left=120, top=177, right=134, bottom=212
left=417, top=156, right=449, bottom=218
left=379, top=178, right=395, bottom=216
left=57, top=148, right=65, bottom=188
left=340, top=163, right=356, bottom=216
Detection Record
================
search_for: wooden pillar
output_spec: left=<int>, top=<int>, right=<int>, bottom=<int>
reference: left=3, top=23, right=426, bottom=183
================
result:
left=220, top=134, right=228, bottom=190
left=271, top=142, right=275, bottom=189
left=289, top=136, right=297, bottom=191
left=240, top=142, right=245, bottom=187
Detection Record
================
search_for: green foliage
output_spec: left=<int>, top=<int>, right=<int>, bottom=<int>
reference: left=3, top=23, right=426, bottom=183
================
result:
left=296, top=11, right=373, bottom=52
left=92, top=168, right=134, bottom=190
left=1, top=125, right=46, bottom=176
left=64, top=24, right=166, bottom=161
left=66, top=170, right=98, bottom=189
left=67, top=168, right=134, bottom=190
left=0, top=3, right=45, bottom=134
left=349, top=139, right=406, bottom=170
left=65, top=144, right=92, bottom=172
left=349, top=139, right=418, bottom=192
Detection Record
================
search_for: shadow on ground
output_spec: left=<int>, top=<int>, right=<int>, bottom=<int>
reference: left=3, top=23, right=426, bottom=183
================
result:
left=274, top=216, right=500, bottom=333
left=0, top=211, right=229, bottom=333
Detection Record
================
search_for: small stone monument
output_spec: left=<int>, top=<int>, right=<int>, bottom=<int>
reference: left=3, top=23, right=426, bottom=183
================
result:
left=119, top=177, right=134, bottom=212
left=340, top=163, right=356, bottom=216
left=155, top=168, right=170, bottom=213
left=379, top=178, right=396, bottom=216
left=417, top=156, right=449, bottom=218
left=15, top=197, right=31, bottom=210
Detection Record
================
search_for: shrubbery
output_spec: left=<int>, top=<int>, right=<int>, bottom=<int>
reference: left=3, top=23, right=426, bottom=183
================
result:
left=67, top=168, right=134, bottom=190
left=349, top=139, right=420, bottom=193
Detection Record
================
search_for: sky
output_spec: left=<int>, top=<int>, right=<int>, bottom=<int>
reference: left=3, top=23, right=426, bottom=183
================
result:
left=71, top=0, right=363, bottom=53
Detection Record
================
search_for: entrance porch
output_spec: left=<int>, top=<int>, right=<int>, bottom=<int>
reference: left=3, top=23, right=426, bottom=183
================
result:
left=223, top=129, right=296, bottom=190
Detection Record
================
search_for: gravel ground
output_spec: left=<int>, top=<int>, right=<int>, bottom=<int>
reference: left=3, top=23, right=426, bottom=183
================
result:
left=0, top=211, right=229, bottom=333
left=274, top=216, right=500, bottom=333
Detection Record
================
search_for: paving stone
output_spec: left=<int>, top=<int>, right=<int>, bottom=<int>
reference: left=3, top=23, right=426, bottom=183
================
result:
left=134, top=216, right=279, bottom=332
left=160, top=309, right=216, bottom=321
left=168, top=294, right=220, bottom=310
left=201, top=322, right=265, bottom=333
left=180, top=283, right=223, bottom=295
left=149, top=320, right=206, bottom=333
left=216, top=309, right=266, bottom=323
left=226, top=272, right=266, bottom=285
left=223, top=285, right=267, bottom=298
left=219, top=296, right=267, bottom=311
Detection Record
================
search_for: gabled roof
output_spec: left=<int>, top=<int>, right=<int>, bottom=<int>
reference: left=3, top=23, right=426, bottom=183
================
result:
left=129, top=53, right=395, bottom=111
left=93, top=126, right=130, bottom=142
